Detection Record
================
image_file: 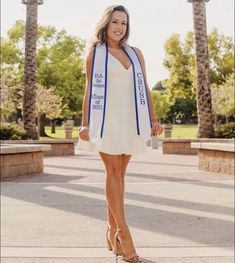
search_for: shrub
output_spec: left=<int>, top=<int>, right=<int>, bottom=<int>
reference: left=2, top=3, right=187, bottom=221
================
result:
left=0, top=122, right=27, bottom=140
left=214, top=122, right=235, bottom=138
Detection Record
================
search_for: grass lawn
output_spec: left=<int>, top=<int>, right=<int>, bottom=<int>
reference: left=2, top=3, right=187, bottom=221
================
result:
left=171, top=124, right=198, bottom=138
left=40, top=126, right=79, bottom=140
left=157, top=124, right=197, bottom=139
left=40, top=124, right=198, bottom=140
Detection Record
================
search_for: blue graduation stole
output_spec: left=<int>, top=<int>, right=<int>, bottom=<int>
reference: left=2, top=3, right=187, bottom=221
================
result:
left=88, top=43, right=152, bottom=143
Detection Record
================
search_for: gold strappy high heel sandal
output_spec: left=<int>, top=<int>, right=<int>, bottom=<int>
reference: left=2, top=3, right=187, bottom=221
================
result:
left=106, top=226, right=116, bottom=251
left=106, top=226, right=123, bottom=255
left=113, top=226, right=142, bottom=262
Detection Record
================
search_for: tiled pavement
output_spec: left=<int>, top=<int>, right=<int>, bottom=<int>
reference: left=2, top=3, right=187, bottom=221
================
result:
left=1, top=146, right=234, bottom=263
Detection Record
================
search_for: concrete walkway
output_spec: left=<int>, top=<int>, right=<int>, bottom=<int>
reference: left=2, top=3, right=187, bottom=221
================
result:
left=1, top=145, right=234, bottom=263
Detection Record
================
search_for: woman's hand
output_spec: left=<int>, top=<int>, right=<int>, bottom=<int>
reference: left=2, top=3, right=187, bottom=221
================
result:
left=151, top=120, right=163, bottom=136
left=79, top=126, right=90, bottom=141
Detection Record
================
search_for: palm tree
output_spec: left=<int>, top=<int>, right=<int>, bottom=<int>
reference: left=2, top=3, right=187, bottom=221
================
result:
left=188, top=0, right=214, bottom=137
left=22, top=0, right=43, bottom=139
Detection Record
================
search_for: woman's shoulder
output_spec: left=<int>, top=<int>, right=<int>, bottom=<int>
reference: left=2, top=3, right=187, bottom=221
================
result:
left=84, top=46, right=96, bottom=72
left=131, top=46, right=141, bottom=54
left=131, top=46, right=145, bottom=63
left=86, top=42, right=104, bottom=62
left=86, top=47, right=95, bottom=61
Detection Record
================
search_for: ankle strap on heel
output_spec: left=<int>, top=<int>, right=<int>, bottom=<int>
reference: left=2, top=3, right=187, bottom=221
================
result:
left=117, top=226, right=129, bottom=231
left=107, top=226, right=118, bottom=231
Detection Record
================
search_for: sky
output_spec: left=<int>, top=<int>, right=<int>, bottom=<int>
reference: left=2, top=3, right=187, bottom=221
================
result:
left=2, top=0, right=234, bottom=88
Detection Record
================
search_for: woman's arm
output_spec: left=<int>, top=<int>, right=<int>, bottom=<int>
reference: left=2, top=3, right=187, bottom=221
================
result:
left=79, top=49, right=94, bottom=141
left=81, top=49, right=94, bottom=127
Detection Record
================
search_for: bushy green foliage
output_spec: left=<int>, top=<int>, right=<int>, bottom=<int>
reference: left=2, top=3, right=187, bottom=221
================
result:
left=0, top=122, right=27, bottom=140
left=211, top=74, right=234, bottom=119
left=151, top=90, right=171, bottom=121
left=162, top=29, right=234, bottom=124
left=163, top=29, right=234, bottom=105
left=1, top=20, right=85, bottom=117
left=214, top=122, right=235, bottom=138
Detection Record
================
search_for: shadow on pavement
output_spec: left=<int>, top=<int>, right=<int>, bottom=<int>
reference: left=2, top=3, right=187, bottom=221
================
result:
left=46, top=164, right=234, bottom=189
left=1, top=179, right=234, bottom=247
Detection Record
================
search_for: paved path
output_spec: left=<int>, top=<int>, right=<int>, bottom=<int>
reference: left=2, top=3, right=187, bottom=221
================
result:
left=1, top=146, right=234, bottom=262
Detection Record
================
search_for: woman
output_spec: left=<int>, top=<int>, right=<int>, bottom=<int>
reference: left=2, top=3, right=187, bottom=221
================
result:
left=78, top=5, right=163, bottom=263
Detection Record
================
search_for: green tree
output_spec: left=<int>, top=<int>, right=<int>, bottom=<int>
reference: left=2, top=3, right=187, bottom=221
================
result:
left=1, top=20, right=85, bottom=123
left=0, top=82, right=17, bottom=121
left=163, top=32, right=196, bottom=104
left=168, top=98, right=197, bottom=124
left=0, top=81, right=67, bottom=136
left=151, top=90, right=171, bottom=122
left=35, top=84, right=66, bottom=136
left=152, top=80, right=167, bottom=93
left=163, top=28, right=234, bottom=128
left=208, top=29, right=234, bottom=86
left=0, top=75, right=23, bottom=122
left=211, top=74, right=235, bottom=123
left=36, top=27, right=85, bottom=114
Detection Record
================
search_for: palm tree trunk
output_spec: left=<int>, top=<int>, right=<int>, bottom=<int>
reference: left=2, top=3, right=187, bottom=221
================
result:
left=23, top=0, right=39, bottom=139
left=190, top=0, right=214, bottom=137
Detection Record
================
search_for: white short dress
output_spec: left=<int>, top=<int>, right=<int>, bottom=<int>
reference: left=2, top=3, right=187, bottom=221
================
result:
left=77, top=53, right=147, bottom=155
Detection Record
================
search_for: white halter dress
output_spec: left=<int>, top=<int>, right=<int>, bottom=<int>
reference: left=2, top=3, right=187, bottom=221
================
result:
left=77, top=52, right=147, bottom=155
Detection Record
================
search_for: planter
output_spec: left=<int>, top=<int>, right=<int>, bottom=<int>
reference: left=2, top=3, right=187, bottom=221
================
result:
left=0, top=144, right=51, bottom=179
left=163, top=124, right=173, bottom=138
left=162, top=138, right=234, bottom=155
left=1, top=140, right=76, bottom=156
left=191, top=142, right=235, bottom=175
left=64, top=127, right=73, bottom=139
left=63, top=120, right=74, bottom=140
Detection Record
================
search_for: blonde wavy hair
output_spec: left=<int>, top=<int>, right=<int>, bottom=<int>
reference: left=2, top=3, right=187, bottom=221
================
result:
left=89, top=5, right=130, bottom=49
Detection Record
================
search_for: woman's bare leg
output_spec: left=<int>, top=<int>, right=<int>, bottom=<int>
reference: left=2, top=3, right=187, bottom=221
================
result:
left=117, top=154, right=139, bottom=261
left=121, top=154, right=132, bottom=189
left=106, top=154, right=132, bottom=244
left=99, top=152, right=127, bottom=229
left=99, top=152, right=139, bottom=261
